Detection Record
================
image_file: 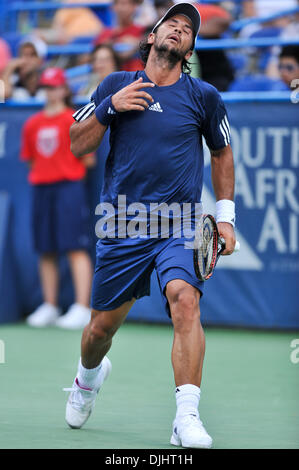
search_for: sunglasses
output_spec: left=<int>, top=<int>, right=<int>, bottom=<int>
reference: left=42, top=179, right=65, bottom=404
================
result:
left=278, top=63, right=298, bottom=72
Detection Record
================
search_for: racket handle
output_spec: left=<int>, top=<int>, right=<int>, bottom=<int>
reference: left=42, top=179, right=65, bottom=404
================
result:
left=234, top=240, right=240, bottom=252
left=219, top=238, right=240, bottom=252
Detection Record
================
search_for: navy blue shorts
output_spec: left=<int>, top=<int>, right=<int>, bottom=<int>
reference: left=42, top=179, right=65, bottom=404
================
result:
left=91, top=237, right=204, bottom=317
left=32, top=180, right=91, bottom=254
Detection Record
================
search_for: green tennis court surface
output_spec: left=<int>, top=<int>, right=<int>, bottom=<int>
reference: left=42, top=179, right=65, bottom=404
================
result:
left=0, top=322, right=298, bottom=449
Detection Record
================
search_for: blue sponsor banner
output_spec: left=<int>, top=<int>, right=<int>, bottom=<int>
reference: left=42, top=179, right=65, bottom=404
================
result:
left=0, top=101, right=298, bottom=328
left=129, top=101, right=299, bottom=328
left=200, top=101, right=299, bottom=329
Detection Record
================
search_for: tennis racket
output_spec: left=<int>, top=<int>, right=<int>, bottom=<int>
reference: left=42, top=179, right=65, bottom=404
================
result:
left=193, top=214, right=240, bottom=281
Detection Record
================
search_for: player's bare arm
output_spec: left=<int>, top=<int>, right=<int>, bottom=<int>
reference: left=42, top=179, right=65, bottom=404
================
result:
left=70, top=78, right=154, bottom=158
left=210, top=144, right=236, bottom=255
left=70, top=115, right=107, bottom=158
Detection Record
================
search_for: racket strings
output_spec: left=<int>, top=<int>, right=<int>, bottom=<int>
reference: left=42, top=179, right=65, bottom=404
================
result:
left=194, top=215, right=223, bottom=281
left=197, top=218, right=216, bottom=278
left=205, top=231, right=219, bottom=279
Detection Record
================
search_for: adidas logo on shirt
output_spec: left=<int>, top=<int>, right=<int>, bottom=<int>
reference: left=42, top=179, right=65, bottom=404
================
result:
left=148, top=102, right=163, bottom=113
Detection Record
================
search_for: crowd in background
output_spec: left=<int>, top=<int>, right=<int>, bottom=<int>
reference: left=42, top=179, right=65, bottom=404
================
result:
left=0, top=0, right=299, bottom=102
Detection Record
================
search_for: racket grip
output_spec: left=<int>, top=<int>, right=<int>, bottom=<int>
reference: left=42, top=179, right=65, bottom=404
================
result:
left=220, top=237, right=240, bottom=252
left=234, top=240, right=240, bottom=252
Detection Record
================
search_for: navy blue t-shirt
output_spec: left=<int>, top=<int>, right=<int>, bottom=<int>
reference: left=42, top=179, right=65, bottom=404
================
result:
left=73, top=70, right=231, bottom=237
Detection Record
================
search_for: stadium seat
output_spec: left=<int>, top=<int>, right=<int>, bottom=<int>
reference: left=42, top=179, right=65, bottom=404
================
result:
left=228, top=75, right=289, bottom=92
left=90, top=4, right=113, bottom=27
left=227, top=52, right=249, bottom=74
left=2, top=32, right=24, bottom=57
left=249, top=26, right=283, bottom=71
left=69, top=36, right=95, bottom=46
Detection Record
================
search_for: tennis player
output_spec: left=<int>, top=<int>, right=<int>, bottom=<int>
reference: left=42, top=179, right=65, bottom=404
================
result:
left=64, top=3, right=236, bottom=448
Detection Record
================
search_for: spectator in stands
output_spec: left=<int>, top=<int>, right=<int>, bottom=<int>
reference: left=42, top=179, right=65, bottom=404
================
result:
left=0, top=38, right=11, bottom=78
left=262, top=11, right=299, bottom=79
left=77, top=44, right=120, bottom=98
left=194, top=2, right=235, bottom=91
left=243, top=0, right=298, bottom=21
left=94, top=0, right=146, bottom=71
left=36, top=0, right=104, bottom=44
left=134, top=0, right=157, bottom=28
left=278, top=45, right=299, bottom=88
left=20, top=68, right=95, bottom=330
left=2, top=36, right=47, bottom=101
left=241, top=0, right=298, bottom=40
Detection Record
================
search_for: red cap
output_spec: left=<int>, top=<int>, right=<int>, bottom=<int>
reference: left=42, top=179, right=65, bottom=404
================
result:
left=40, top=68, right=66, bottom=87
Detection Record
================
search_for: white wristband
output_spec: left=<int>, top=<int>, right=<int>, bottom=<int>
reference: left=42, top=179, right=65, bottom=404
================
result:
left=215, top=199, right=236, bottom=227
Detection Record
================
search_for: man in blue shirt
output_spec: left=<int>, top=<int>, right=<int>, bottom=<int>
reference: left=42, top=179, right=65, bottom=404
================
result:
left=65, top=3, right=236, bottom=448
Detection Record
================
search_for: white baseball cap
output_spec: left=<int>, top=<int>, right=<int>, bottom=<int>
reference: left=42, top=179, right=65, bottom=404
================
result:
left=19, top=35, right=47, bottom=59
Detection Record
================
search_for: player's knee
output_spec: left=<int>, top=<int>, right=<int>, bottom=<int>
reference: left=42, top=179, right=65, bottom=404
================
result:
left=89, top=312, right=116, bottom=344
left=167, top=285, right=200, bottom=328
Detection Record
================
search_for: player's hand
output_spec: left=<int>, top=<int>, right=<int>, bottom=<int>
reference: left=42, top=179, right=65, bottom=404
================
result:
left=217, top=222, right=236, bottom=255
left=111, top=77, right=155, bottom=112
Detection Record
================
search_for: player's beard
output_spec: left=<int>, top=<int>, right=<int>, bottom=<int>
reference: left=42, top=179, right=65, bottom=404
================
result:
left=153, top=40, right=188, bottom=69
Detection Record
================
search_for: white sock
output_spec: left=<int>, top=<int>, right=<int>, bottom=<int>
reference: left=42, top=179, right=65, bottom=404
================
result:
left=77, top=358, right=103, bottom=390
left=175, top=384, right=201, bottom=419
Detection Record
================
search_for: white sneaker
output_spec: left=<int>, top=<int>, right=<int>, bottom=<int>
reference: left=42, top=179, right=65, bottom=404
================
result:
left=63, top=356, right=112, bottom=429
left=55, top=303, right=91, bottom=330
left=26, top=303, right=61, bottom=327
left=170, top=414, right=213, bottom=449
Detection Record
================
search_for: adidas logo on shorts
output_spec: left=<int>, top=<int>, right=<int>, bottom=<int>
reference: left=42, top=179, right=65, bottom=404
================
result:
left=148, top=102, right=163, bottom=113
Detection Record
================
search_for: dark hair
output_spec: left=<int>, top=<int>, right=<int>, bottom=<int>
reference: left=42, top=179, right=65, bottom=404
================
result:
left=19, top=42, right=39, bottom=57
left=139, top=39, right=192, bottom=74
left=91, top=43, right=120, bottom=71
left=154, top=0, right=173, bottom=7
left=279, top=45, right=299, bottom=64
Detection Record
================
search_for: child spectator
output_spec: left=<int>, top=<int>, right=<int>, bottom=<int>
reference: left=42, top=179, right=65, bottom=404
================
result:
left=21, top=68, right=95, bottom=329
